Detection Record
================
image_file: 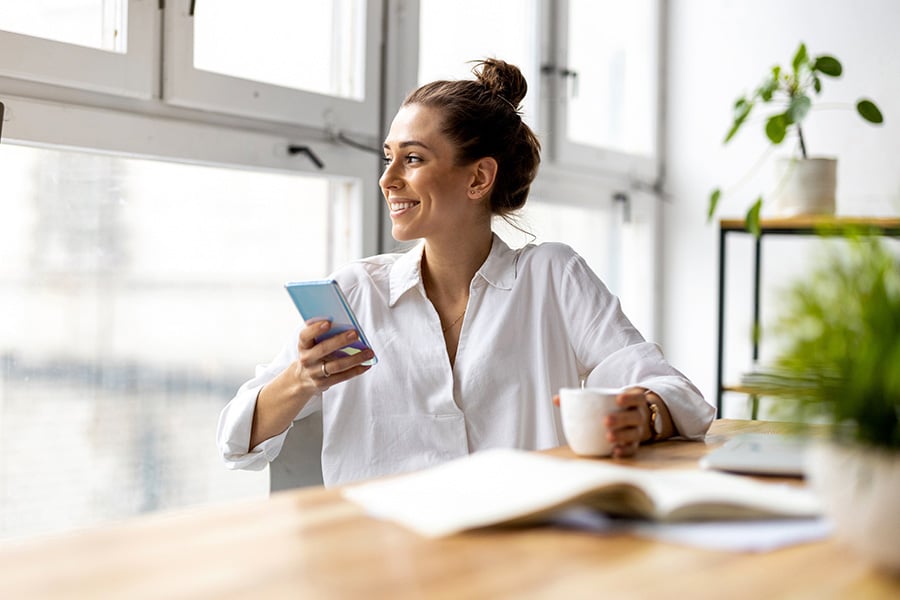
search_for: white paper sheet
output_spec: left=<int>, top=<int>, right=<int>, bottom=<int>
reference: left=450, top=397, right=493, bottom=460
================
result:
left=550, top=507, right=833, bottom=552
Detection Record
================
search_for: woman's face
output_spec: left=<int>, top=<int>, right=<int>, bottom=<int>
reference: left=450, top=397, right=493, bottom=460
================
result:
left=380, top=103, right=485, bottom=242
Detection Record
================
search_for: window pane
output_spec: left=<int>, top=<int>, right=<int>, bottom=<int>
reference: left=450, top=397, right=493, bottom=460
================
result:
left=193, top=0, right=366, bottom=99
left=492, top=198, right=612, bottom=284
left=0, top=144, right=360, bottom=540
left=418, top=0, right=538, bottom=126
left=0, top=0, right=126, bottom=52
left=567, top=0, right=657, bottom=156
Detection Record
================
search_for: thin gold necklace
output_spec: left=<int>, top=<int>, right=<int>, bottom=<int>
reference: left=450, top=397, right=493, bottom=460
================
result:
left=441, top=309, right=467, bottom=333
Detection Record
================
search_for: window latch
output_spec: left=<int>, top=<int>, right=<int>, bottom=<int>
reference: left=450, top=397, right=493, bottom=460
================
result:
left=539, top=65, right=579, bottom=97
left=613, top=191, right=631, bottom=224
left=288, top=145, right=325, bottom=169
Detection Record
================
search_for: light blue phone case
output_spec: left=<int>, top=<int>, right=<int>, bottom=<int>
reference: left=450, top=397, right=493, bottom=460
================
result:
left=284, top=280, right=377, bottom=366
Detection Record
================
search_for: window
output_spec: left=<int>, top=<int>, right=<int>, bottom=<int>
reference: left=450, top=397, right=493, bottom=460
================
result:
left=417, top=0, right=540, bottom=126
left=0, top=0, right=156, bottom=97
left=194, top=0, right=364, bottom=99
left=0, top=142, right=362, bottom=539
left=0, top=2, right=382, bottom=540
left=0, top=0, right=126, bottom=51
left=549, top=0, right=660, bottom=178
left=165, top=0, right=383, bottom=134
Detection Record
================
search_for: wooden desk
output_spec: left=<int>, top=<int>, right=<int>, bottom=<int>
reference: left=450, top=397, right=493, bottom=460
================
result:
left=1, top=420, right=897, bottom=599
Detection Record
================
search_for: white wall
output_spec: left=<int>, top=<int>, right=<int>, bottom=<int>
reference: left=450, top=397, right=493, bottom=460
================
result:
left=663, top=0, right=900, bottom=417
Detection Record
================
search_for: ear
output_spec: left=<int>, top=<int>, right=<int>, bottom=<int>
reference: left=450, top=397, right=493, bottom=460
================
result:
left=466, top=157, right=498, bottom=201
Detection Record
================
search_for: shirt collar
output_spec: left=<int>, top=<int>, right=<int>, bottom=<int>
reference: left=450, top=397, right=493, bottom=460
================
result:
left=477, top=233, right=518, bottom=291
left=388, top=240, right=426, bottom=307
left=388, top=234, right=518, bottom=307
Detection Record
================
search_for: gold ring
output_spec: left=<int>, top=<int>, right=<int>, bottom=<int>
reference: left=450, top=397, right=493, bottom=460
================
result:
left=321, top=362, right=330, bottom=378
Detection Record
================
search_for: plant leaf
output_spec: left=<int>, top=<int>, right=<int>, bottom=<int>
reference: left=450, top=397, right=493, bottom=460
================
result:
left=857, top=99, right=884, bottom=124
left=754, top=74, right=779, bottom=102
left=792, top=43, right=808, bottom=74
left=813, top=76, right=821, bottom=94
left=746, top=197, right=763, bottom=238
left=725, top=99, right=754, bottom=143
left=771, top=64, right=781, bottom=81
left=707, top=189, right=721, bottom=222
left=765, top=114, right=788, bottom=144
left=813, top=55, right=842, bottom=77
left=787, top=95, right=812, bottom=124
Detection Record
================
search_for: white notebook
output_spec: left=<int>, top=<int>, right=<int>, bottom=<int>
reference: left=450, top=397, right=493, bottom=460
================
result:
left=699, top=433, right=809, bottom=476
left=342, top=448, right=820, bottom=538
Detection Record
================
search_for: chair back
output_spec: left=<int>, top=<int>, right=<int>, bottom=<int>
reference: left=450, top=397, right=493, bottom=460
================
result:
left=269, top=414, right=324, bottom=492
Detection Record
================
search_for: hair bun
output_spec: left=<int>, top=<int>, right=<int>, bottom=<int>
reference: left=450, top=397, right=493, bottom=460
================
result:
left=472, top=58, right=528, bottom=108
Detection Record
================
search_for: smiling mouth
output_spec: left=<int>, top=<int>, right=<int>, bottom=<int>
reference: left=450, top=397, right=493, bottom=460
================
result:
left=389, top=200, right=420, bottom=214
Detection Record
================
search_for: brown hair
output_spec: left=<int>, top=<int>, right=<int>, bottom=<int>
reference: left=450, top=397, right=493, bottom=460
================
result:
left=403, top=58, right=541, bottom=217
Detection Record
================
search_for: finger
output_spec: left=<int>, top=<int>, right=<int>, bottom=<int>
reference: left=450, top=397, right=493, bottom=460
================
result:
left=615, top=389, right=647, bottom=409
left=612, top=439, right=640, bottom=458
left=607, top=423, right=642, bottom=446
left=319, top=348, right=376, bottom=377
left=552, top=395, right=560, bottom=407
left=314, top=362, right=373, bottom=391
left=604, top=407, right=643, bottom=432
left=303, top=329, right=363, bottom=367
left=298, top=319, right=331, bottom=350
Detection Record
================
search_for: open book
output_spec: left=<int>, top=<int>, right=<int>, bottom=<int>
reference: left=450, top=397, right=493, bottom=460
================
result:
left=341, top=448, right=821, bottom=538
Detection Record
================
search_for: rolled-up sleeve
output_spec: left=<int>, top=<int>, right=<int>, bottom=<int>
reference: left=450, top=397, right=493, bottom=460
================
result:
left=216, top=328, right=322, bottom=470
left=563, top=251, right=714, bottom=440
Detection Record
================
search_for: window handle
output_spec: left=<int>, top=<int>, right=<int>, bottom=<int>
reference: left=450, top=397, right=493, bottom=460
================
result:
left=157, top=0, right=193, bottom=12
left=287, top=145, right=325, bottom=169
left=613, top=192, right=631, bottom=224
left=0, top=101, right=5, bottom=142
left=539, top=65, right=579, bottom=97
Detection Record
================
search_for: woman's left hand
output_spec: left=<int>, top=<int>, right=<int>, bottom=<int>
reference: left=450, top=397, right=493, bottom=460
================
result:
left=552, top=387, right=652, bottom=458
left=603, top=387, right=651, bottom=458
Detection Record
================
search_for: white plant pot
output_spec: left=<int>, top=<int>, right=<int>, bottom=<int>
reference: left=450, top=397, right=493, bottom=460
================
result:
left=805, top=441, right=900, bottom=573
left=770, top=157, right=837, bottom=216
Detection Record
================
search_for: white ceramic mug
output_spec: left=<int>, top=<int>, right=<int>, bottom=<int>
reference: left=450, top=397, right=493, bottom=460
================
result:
left=558, top=387, right=623, bottom=456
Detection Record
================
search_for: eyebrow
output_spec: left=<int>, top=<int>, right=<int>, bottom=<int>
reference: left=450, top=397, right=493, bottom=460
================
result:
left=383, top=140, right=431, bottom=152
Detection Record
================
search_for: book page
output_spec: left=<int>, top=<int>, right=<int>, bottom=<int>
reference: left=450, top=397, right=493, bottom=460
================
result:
left=341, top=449, right=821, bottom=538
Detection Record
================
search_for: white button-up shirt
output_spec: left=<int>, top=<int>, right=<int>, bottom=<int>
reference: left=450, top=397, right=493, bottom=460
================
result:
left=217, top=235, right=714, bottom=486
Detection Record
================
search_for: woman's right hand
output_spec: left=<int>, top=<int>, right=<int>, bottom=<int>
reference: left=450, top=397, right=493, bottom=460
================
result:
left=296, top=320, right=376, bottom=392
left=250, top=320, right=375, bottom=449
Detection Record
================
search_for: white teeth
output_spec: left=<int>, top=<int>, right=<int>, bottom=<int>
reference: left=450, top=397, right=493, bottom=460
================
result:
left=390, top=201, right=419, bottom=211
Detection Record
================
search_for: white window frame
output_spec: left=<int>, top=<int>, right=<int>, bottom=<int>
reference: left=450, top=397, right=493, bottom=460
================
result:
left=0, top=0, right=159, bottom=99
left=163, top=0, right=384, bottom=137
left=544, top=0, right=662, bottom=184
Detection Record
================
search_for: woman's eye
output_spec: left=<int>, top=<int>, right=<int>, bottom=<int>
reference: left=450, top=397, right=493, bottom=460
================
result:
left=382, top=154, right=421, bottom=169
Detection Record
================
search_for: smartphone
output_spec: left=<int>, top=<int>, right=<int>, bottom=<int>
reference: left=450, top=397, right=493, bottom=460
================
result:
left=284, top=280, right=377, bottom=366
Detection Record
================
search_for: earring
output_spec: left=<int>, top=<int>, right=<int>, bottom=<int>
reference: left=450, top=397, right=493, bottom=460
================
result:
left=468, top=189, right=482, bottom=198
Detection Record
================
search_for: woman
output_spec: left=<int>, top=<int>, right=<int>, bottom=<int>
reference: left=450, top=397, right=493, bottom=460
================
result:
left=217, top=59, right=714, bottom=486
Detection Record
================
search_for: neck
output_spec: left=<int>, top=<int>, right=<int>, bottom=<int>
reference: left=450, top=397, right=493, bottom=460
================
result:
left=422, top=229, right=493, bottom=302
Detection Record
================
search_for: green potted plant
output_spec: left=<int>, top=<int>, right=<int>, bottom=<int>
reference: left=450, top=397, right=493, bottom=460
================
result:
left=749, top=233, right=900, bottom=573
left=707, top=42, right=884, bottom=236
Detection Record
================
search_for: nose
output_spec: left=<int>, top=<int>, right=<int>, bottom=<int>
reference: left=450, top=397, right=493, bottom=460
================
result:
left=379, top=159, right=402, bottom=193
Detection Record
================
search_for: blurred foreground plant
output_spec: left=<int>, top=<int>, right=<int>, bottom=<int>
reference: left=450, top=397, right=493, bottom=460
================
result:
left=749, top=234, right=900, bottom=448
